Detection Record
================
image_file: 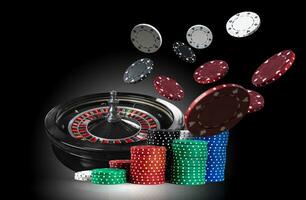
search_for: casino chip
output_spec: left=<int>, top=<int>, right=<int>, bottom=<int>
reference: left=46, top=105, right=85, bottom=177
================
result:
left=91, top=168, right=127, bottom=185
left=186, top=25, right=213, bottom=49
left=130, top=145, right=166, bottom=184
left=173, top=41, right=196, bottom=63
left=247, top=90, right=264, bottom=113
left=193, top=131, right=229, bottom=183
left=153, top=75, right=185, bottom=101
left=185, top=84, right=249, bottom=136
left=252, top=50, right=296, bottom=87
left=179, top=130, right=193, bottom=139
left=226, top=11, right=261, bottom=38
left=123, top=58, right=154, bottom=84
left=109, top=160, right=131, bottom=181
left=147, top=129, right=182, bottom=181
left=74, top=170, right=92, bottom=182
left=131, top=24, right=162, bottom=53
left=170, top=139, right=208, bottom=185
left=193, top=60, right=229, bottom=84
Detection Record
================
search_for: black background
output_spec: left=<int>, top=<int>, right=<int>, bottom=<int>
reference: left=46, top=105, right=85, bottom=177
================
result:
left=9, top=2, right=305, bottom=200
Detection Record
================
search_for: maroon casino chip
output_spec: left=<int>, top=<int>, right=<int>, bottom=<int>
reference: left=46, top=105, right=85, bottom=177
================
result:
left=153, top=75, right=185, bottom=101
left=252, top=50, right=295, bottom=87
left=247, top=90, right=265, bottom=113
left=193, top=60, right=229, bottom=84
left=184, top=84, right=249, bottom=136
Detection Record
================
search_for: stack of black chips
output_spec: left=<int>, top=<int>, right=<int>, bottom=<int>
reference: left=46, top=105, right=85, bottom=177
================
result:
left=147, top=129, right=181, bottom=181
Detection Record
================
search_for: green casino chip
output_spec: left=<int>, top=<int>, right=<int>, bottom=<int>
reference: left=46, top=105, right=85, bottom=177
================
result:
left=170, top=178, right=206, bottom=185
left=173, top=157, right=207, bottom=161
left=91, top=174, right=126, bottom=179
left=170, top=180, right=206, bottom=185
left=171, top=173, right=205, bottom=179
left=172, top=147, right=207, bottom=151
left=171, top=177, right=205, bottom=182
left=173, top=139, right=208, bottom=146
left=172, top=152, right=208, bottom=158
left=171, top=166, right=205, bottom=172
left=173, top=157, right=207, bottom=163
left=170, top=169, right=206, bottom=175
left=91, top=179, right=126, bottom=185
left=173, top=160, right=206, bottom=167
left=172, top=144, right=207, bottom=150
left=91, top=176, right=126, bottom=181
left=172, top=143, right=207, bottom=150
left=92, top=168, right=126, bottom=175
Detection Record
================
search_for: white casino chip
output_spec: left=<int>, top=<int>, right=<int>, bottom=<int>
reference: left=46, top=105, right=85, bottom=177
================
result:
left=74, top=170, right=92, bottom=182
left=131, top=24, right=162, bottom=53
left=226, top=11, right=261, bottom=38
left=186, top=25, right=213, bottom=49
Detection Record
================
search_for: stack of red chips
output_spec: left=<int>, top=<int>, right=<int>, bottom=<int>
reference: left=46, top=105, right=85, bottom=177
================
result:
left=109, top=160, right=131, bottom=181
left=130, top=145, right=167, bottom=185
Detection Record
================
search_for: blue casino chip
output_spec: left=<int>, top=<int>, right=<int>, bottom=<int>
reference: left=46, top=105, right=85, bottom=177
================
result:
left=193, top=131, right=229, bottom=183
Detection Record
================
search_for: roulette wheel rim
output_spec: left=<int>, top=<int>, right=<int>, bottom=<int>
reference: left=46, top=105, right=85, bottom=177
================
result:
left=44, top=92, right=184, bottom=171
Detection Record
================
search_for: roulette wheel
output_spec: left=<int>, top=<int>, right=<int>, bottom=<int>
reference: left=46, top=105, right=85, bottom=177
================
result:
left=44, top=91, right=184, bottom=171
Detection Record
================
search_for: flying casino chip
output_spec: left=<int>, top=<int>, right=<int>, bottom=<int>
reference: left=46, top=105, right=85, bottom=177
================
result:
left=185, top=84, right=250, bottom=136
left=153, top=75, right=185, bottom=101
left=123, top=58, right=154, bottom=84
left=173, top=41, right=196, bottom=63
left=226, top=11, right=261, bottom=38
left=131, top=23, right=162, bottom=53
left=247, top=90, right=264, bottom=113
left=252, top=50, right=296, bottom=87
left=186, top=25, right=213, bottom=49
left=193, top=60, right=229, bottom=84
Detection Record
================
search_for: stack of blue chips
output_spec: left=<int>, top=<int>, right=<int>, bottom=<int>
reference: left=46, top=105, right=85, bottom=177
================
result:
left=193, top=131, right=229, bottom=182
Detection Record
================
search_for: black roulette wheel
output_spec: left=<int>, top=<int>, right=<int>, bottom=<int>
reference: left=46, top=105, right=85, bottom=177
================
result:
left=44, top=91, right=184, bottom=171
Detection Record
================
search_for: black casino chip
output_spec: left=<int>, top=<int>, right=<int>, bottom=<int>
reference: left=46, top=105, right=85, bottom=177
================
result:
left=123, top=58, right=154, bottom=84
left=173, top=41, right=196, bottom=63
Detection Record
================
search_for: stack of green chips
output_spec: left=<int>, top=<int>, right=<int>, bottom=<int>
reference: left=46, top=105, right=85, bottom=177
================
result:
left=170, top=139, right=208, bottom=185
left=91, top=168, right=127, bottom=185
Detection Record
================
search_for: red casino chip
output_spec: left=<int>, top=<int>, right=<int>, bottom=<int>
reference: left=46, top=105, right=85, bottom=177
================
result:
left=184, top=84, right=249, bottom=136
left=153, top=75, right=185, bottom=101
left=130, top=165, right=166, bottom=171
left=130, top=162, right=166, bottom=168
left=130, top=180, right=165, bottom=185
left=130, top=168, right=166, bottom=173
left=131, top=155, right=166, bottom=161
left=131, top=175, right=165, bottom=181
left=131, top=163, right=166, bottom=169
left=194, top=60, right=229, bottom=84
left=252, top=50, right=295, bottom=87
left=109, top=163, right=130, bottom=167
left=131, top=159, right=166, bottom=166
left=131, top=145, right=166, bottom=152
left=247, top=90, right=265, bottom=113
left=129, top=173, right=165, bottom=178
left=131, top=161, right=166, bottom=166
left=130, top=178, right=166, bottom=185
left=109, top=160, right=131, bottom=165
left=130, top=170, right=165, bottom=176
left=109, top=160, right=131, bottom=167
left=131, top=153, right=166, bottom=157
